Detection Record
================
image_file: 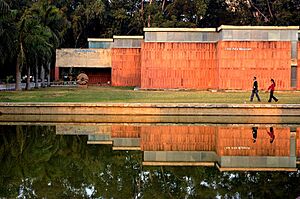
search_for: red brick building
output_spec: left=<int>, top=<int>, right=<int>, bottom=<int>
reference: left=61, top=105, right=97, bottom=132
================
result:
left=82, top=124, right=300, bottom=171
left=55, top=25, right=300, bottom=90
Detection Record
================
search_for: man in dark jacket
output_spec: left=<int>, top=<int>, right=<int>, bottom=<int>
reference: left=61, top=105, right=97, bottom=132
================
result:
left=250, top=76, right=261, bottom=102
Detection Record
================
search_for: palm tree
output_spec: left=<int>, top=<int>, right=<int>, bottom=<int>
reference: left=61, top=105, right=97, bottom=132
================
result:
left=29, top=2, right=69, bottom=87
left=0, top=0, right=16, bottom=82
left=0, top=0, right=9, bottom=15
left=24, top=23, right=52, bottom=90
left=12, top=1, right=68, bottom=90
left=15, top=9, right=52, bottom=90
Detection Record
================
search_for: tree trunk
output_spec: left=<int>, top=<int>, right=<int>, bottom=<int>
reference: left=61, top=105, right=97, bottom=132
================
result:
left=141, top=0, right=144, bottom=12
left=40, top=65, right=45, bottom=88
left=35, top=65, right=39, bottom=88
left=25, top=66, right=31, bottom=90
left=15, top=59, right=22, bottom=91
left=162, top=0, right=166, bottom=12
left=141, top=0, right=145, bottom=27
left=147, top=0, right=153, bottom=27
left=75, top=27, right=83, bottom=48
left=47, top=62, right=51, bottom=87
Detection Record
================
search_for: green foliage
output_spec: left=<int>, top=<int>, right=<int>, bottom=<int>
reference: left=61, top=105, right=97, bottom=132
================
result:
left=0, top=0, right=300, bottom=86
left=0, top=0, right=9, bottom=15
left=0, top=2, right=17, bottom=69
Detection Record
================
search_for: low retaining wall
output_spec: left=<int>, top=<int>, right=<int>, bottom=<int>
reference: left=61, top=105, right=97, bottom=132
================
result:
left=1, top=103, right=300, bottom=116
left=0, top=103, right=300, bottom=124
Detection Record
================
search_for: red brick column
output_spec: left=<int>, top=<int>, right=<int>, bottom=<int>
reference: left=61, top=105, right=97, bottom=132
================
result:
left=54, top=66, right=59, bottom=81
left=297, top=42, right=300, bottom=90
left=297, top=128, right=300, bottom=159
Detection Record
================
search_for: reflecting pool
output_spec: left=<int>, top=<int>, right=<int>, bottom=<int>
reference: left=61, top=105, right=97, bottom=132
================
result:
left=0, top=123, right=300, bottom=198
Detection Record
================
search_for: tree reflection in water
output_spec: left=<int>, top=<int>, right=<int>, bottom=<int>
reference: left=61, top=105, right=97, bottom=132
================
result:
left=0, top=125, right=299, bottom=198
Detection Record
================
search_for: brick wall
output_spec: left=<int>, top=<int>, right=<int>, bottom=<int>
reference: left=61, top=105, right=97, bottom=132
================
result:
left=297, top=42, right=300, bottom=89
left=111, top=125, right=141, bottom=138
left=216, top=127, right=290, bottom=156
left=112, top=48, right=141, bottom=87
left=141, top=42, right=218, bottom=89
left=85, top=68, right=111, bottom=84
left=217, top=41, right=291, bottom=90
left=140, top=126, right=216, bottom=151
left=297, top=128, right=300, bottom=159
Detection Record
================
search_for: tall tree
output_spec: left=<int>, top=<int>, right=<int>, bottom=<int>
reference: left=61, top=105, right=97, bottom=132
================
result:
left=0, top=0, right=9, bottom=14
left=108, top=0, right=144, bottom=35
left=29, top=1, right=69, bottom=86
left=15, top=9, right=53, bottom=90
left=71, top=0, right=107, bottom=47
left=0, top=1, right=16, bottom=81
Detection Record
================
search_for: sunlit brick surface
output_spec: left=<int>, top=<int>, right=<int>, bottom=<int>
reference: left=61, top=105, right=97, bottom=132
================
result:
left=112, top=48, right=141, bottom=87
left=141, top=42, right=218, bottom=89
left=297, top=128, right=300, bottom=158
left=216, top=127, right=290, bottom=156
left=217, top=41, right=291, bottom=90
left=111, top=125, right=141, bottom=138
left=140, top=126, right=216, bottom=151
left=297, top=42, right=300, bottom=89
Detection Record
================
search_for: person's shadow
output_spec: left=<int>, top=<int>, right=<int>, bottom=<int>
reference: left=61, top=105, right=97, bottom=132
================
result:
left=252, top=127, right=258, bottom=143
left=266, top=127, right=275, bottom=143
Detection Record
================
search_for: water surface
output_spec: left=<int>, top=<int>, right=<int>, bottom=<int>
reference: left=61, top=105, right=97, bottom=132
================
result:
left=0, top=123, right=299, bottom=198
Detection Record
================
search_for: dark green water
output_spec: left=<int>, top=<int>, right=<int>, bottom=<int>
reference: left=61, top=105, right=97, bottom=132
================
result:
left=0, top=124, right=299, bottom=199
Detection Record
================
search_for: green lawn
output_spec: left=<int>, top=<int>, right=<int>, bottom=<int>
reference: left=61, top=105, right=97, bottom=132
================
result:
left=0, top=86, right=299, bottom=103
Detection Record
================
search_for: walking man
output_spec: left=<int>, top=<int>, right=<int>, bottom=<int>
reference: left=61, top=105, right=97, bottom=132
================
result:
left=250, top=76, right=261, bottom=102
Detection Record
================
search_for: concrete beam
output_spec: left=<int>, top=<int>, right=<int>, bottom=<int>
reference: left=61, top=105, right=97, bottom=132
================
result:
left=112, top=147, right=141, bottom=151
left=217, top=25, right=300, bottom=31
left=87, top=140, right=113, bottom=145
left=113, top=35, right=143, bottom=39
left=143, top=28, right=216, bottom=32
left=216, top=163, right=298, bottom=172
left=87, top=38, right=113, bottom=42
left=143, top=162, right=215, bottom=166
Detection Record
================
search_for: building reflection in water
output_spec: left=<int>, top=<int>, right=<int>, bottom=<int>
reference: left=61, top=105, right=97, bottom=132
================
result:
left=56, top=124, right=300, bottom=172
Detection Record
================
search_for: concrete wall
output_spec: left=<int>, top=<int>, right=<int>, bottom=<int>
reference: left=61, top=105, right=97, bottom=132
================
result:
left=88, top=38, right=113, bottom=49
left=144, top=151, right=217, bottom=163
left=56, top=48, right=111, bottom=68
left=218, top=156, right=296, bottom=169
left=113, top=36, right=143, bottom=48
left=144, top=28, right=218, bottom=42
left=218, top=27, right=298, bottom=41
